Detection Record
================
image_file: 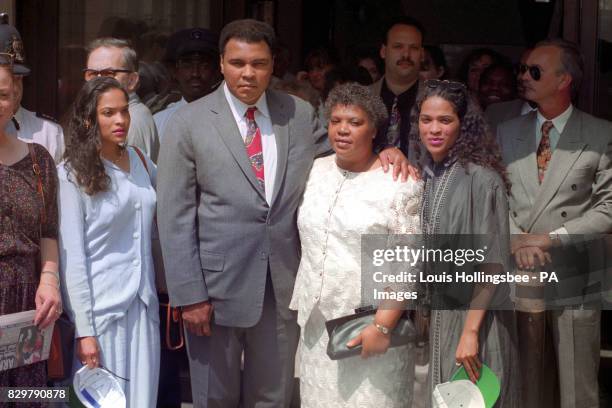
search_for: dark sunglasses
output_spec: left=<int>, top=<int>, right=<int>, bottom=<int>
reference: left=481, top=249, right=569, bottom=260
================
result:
left=83, top=68, right=133, bottom=80
left=424, top=79, right=467, bottom=92
left=518, top=64, right=541, bottom=81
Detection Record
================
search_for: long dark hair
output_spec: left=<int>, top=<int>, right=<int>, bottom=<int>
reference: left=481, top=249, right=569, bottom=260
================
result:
left=411, top=80, right=510, bottom=191
left=64, top=77, right=128, bottom=195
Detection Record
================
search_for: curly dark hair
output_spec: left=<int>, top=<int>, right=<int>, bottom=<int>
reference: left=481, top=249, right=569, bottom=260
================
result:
left=410, top=80, right=510, bottom=191
left=64, top=77, right=128, bottom=195
left=324, top=82, right=388, bottom=130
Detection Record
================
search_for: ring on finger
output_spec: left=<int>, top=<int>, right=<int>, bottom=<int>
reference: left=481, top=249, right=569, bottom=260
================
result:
left=455, top=361, right=461, bottom=367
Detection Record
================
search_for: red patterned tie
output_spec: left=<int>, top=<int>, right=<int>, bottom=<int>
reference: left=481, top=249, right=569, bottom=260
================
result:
left=245, top=107, right=265, bottom=191
left=536, top=120, right=553, bottom=184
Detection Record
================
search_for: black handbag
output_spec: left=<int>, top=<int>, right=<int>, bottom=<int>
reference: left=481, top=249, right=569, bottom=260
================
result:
left=325, top=308, right=416, bottom=360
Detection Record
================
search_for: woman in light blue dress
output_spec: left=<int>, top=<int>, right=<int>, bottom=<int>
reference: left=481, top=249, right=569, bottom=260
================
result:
left=57, top=77, right=159, bottom=407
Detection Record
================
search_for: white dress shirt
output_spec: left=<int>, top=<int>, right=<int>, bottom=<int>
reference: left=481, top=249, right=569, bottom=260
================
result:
left=58, top=147, right=159, bottom=337
left=5, top=106, right=65, bottom=163
left=223, top=82, right=277, bottom=205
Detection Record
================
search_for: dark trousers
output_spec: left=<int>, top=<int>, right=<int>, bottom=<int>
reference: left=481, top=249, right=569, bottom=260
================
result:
left=185, top=277, right=299, bottom=408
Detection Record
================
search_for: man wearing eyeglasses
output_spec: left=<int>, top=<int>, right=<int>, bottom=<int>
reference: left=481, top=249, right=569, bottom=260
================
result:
left=85, top=37, right=160, bottom=162
left=498, top=39, right=611, bottom=408
left=1, top=18, right=65, bottom=163
left=154, top=28, right=221, bottom=142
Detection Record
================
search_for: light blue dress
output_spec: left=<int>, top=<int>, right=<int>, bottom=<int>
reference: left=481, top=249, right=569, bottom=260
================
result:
left=57, top=147, right=160, bottom=407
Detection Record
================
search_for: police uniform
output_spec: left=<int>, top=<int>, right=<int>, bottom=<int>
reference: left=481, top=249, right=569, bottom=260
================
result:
left=6, top=107, right=65, bottom=163
left=1, top=15, right=65, bottom=163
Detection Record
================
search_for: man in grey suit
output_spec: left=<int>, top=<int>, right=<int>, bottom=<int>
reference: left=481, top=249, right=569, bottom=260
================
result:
left=499, top=39, right=612, bottom=408
left=157, top=19, right=410, bottom=407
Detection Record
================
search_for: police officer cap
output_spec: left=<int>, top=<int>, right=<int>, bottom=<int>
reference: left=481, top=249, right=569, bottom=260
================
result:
left=0, top=13, right=30, bottom=75
left=164, top=28, right=218, bottom=63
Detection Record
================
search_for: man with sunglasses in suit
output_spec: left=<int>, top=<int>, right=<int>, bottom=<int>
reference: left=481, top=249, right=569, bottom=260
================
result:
left=498, top=39, right=611, bottom=408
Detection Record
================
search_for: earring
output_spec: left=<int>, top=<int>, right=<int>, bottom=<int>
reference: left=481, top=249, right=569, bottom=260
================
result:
left=84, top=120, right=91, bottom=130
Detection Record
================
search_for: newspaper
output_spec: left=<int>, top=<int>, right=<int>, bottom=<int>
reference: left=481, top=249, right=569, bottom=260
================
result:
left=0, top=310, right=54, bottom=371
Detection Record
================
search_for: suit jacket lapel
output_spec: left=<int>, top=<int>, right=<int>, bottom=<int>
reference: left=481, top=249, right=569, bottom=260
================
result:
left=210, top=86, right=267, bottom=201
left=267, top=91, right=289, bottom=209
left=512, top=112, right=539, bottom=207
left=527, top=109, right=586, bottom=230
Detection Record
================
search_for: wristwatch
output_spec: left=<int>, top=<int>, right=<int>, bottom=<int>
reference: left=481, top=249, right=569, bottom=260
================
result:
left=374, top=323, right=392, bottom=336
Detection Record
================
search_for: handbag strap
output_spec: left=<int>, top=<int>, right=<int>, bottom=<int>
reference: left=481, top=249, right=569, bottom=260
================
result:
left=132, top=146, right=149, bottom=177
left=27, top=143, right=46, bottom=224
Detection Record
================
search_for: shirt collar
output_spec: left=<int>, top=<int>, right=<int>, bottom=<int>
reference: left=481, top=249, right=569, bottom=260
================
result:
left=223, top=82, right=270, bottom=119
left=536, top=104, right=573, bottom=134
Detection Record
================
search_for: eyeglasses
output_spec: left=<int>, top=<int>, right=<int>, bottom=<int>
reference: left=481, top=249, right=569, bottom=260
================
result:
left=0, top=52, right=14, bottom=67
left=424, top=79, right=467, bottom=92
left=83, top=68, right=133, bottom=81
left=518, top=64, right=541, bottom=81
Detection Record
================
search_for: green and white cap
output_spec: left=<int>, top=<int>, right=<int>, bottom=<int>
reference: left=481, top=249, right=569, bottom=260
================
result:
left=433, top=364, right=501, bottom=408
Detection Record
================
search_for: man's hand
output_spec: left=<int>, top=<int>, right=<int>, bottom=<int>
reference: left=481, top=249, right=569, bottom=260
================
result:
left=378, top=147, right=419, bottom=181
left=182, top=301, right=214, bottom=336
left=513, top=246, right=552, bottom=270
left=511, top=233, right=553, bottom=253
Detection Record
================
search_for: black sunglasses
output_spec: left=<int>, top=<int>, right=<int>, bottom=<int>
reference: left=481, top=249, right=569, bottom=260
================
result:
left=518, top=64, right=541, bottom=81
left=424, top=79, right=467, bottom=92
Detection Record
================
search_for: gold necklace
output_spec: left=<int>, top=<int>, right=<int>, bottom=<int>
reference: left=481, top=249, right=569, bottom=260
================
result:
left=104, top=146, right=125, bottom=165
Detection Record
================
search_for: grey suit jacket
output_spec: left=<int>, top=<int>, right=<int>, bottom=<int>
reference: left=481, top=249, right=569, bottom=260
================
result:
left=499, top=108, right=612, bottom=236
left=157, top=85, right=328, bottom=327
left=499, top=108, right=612, bottom=302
